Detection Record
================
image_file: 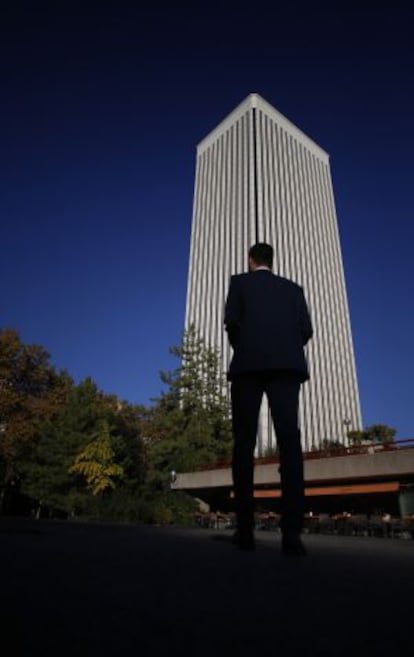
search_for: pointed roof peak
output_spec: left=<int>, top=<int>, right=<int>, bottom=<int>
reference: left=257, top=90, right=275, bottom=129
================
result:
left=197, top=93, right=328, bottom=161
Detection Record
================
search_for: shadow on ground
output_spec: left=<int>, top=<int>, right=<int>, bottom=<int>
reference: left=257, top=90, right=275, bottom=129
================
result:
left=1, top=518, right=412, bottom=656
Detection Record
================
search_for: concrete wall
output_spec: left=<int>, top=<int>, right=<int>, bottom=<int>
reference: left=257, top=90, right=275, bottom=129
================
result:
left=172, top=449, right=414, bottom=491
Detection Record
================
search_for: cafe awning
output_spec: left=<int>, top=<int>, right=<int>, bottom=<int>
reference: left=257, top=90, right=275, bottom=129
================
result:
left=230, top=481, right=400, bottom=499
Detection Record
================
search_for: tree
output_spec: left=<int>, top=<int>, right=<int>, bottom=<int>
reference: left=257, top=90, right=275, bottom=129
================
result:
left=70, top=420, right=124, bottom=495
left=0, top=328, right=71, bottom=511
left=364, top=424, right=396, bottom=445
left=1, top=327, right=205, bottom=525
left=146, top=326, right=232, bottom=479
left=19, top=378, right=104, bottom=516
left=347, top=425, right=396, bottom=446
left=347, top=430, right=365, bottom=445
left=100, top=396, right=147, bottom=490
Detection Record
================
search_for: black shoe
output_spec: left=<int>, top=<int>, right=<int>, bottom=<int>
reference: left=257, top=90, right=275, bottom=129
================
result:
left=281, top=534, right=307, bottom=557
left=232, top=529, right=256, bottom=551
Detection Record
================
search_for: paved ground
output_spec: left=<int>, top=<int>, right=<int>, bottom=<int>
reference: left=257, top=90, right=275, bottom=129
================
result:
left=1, top=517, right=413, bottom=656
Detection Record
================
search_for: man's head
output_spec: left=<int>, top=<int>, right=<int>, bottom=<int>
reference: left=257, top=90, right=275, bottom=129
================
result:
left=248, top=243, right=273, bottom=271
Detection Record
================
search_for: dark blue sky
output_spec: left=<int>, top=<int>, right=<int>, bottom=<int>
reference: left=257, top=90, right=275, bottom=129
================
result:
left=1, top=2, right=413, bottom=438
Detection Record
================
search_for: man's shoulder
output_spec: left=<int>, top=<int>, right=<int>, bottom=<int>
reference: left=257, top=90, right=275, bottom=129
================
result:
left=228, top=273, right=251, bottom=290
left=231, top=272, right=303, bottom=294
left=241, top=271, right=303, bottom=292
left=273, top=274, right=303, bottom=293
left=230, top=273, right=250, bottom=282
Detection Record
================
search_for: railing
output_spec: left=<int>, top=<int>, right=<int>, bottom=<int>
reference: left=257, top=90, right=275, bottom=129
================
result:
left=195, top=439, right=414, bottom=471
left=302, top=438, right=414, bottom=461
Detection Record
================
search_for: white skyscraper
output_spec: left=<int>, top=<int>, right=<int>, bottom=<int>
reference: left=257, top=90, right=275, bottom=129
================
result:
left=185, top=93, right=362, bottom=454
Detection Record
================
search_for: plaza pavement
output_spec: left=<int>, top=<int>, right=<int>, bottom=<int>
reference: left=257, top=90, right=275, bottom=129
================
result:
left=1, top=517, right=412, bottom=656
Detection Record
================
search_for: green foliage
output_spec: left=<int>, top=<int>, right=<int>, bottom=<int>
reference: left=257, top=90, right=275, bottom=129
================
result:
left=0, top=328, right=71, bottom=488
left=364, top=424, right=396, bottom=444
left=321, top=439, right=346, bottom=450
left=17, top=379, right=146, bottom=517
left=133, top=490, right=198, bottom=526
left=1, top=326, right=221, bottom=525
left=348, top=425, right=396, bottom=445
left=262, top=445, right=279, bottom=458
left=19, top=378, right=105, bottom=515
left=347, top=430, right=366, bottom=445
left=103, top=399, right=146, bottom=488
left=146, top=325, right=232, bottom=476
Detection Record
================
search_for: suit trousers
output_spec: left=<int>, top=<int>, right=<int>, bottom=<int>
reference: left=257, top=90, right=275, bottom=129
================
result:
left=231, top=371, right=304, bottom=536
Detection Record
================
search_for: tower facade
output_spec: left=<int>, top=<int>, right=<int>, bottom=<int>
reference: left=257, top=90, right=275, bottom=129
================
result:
left=185, top=93, right=362, bottom=453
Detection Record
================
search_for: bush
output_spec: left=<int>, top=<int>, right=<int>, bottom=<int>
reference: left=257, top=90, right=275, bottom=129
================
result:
left=69, top=487, right=198, bottom=527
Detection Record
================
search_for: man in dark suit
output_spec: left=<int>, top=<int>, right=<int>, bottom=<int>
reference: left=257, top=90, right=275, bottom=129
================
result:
left=224, top=243, right=313, bottom=555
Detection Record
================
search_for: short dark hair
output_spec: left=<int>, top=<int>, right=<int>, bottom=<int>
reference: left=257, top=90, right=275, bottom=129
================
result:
left=249, top=243, right=273, bottom=268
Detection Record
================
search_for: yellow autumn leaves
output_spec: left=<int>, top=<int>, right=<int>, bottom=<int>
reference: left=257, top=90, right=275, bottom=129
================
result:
left=69, top=420, right=124, bottom=495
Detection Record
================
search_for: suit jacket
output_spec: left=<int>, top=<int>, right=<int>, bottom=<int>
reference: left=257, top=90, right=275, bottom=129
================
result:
left=224, top=270, right=313, bottom=381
